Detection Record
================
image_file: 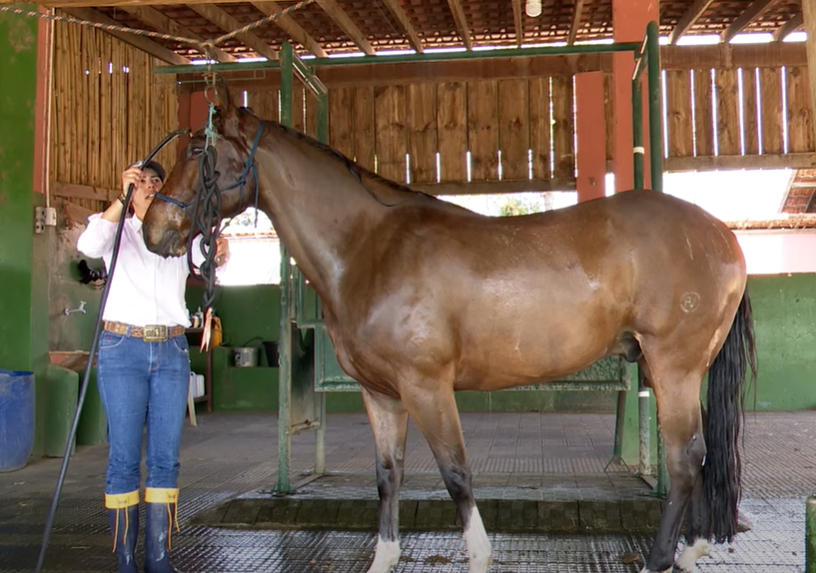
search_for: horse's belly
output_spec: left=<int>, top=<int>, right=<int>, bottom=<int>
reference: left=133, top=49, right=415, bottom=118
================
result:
left=453, top=331, right=614, bottom=392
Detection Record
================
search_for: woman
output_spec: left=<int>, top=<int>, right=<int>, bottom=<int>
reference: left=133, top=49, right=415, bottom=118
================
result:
left=77, top=160, right=228, bottom=573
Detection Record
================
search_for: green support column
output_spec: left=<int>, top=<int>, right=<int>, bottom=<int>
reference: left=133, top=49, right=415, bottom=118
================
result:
left=0, top=7, right=50, bottom=457
left=807, top=496, right=816, bottom=573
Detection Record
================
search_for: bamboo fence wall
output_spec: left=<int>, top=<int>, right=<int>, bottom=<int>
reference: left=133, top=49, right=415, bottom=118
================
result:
left=51, top=15, right=178, bottom=214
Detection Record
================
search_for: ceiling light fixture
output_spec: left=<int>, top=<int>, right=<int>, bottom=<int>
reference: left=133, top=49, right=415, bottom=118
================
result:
left=525, top=0, right=542, bottom=18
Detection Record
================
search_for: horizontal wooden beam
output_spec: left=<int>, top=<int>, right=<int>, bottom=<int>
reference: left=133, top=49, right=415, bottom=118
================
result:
left=665, top=153, right=816, bottom=172
left=177, top=52, right=613, bottom=91
left=315, top=0, right=375, bottom=56
left=773, top=13, right=804, bottom=42
left=190, top=4, right=278, bottom=61
left=251, top=1, right=327, bottom=58
left=720, top=0, right=777, bottom=44
left=52, top=182, right=118, bottom=201
left=669, top=0, right=716, bottom=45
left=121, top=5, right=236, bottom=62
left=64, top=7, right=190, bottom=65
left=414, top=178, right=576, bottom=196
left=660, top=42, right=806, bottom=69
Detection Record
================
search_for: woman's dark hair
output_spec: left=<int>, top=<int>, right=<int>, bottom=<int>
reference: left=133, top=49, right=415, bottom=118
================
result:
left=128, top=160, right=166, bottom=181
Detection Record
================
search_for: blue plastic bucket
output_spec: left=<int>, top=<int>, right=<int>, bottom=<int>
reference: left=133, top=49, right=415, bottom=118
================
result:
left=0, top=370, right=35, bottom=472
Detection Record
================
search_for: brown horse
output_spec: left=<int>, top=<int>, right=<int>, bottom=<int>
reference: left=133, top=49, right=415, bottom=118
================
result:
left=144, top=84, right=756, bottom=573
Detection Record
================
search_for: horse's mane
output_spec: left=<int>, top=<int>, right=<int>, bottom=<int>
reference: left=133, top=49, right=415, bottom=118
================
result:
left=241, top=106, right=436, bottom=201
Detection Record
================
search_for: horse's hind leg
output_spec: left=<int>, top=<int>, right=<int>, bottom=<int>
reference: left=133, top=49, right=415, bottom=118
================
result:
left=677, top=403, right=711, bottom=573
left=361, top=389, right=409, bottom=573
left=400, top=384, right=492, bottom=573
left=639, top=364, right=707, bottom=573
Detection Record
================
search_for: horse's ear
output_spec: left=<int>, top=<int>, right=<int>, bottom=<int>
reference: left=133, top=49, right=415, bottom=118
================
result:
left=208, top=74, right=233, bottom=113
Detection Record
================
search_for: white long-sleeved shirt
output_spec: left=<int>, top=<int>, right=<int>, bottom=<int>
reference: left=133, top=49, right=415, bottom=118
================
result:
left=77, top=213, right=207, bottom=327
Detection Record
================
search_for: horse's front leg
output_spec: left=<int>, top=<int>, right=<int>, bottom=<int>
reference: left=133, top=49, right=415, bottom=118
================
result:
left=401, top=383, right=492, bottom=573
left=361, top=388, right=409, bottom=573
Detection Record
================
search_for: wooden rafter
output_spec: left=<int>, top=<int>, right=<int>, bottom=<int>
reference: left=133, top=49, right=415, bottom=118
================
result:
left=63, top=7, right=189, bottom=65
left=446, top=0, right=472, bottom=51
left=121, top=6, right=236, bottom=62
left=315, top=0, right=375, bottom=56
left=721, top=0, right=778, bottom=43
left=380, top=0, right=424, bottom=53
left=568, top=0, right=585, bottom=45
left=669, top=0, right=716, bottom=44
left=512, top=0, right=523, bottom=48
left=190, top=4, right=278, bottom=61
left=251, top=2, right=327, bottom=58
left=773, top=12, right=804, bottom=41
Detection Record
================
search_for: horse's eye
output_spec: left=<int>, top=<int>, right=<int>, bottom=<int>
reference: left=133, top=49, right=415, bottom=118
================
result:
left=189, top=147, right=204, bottom=158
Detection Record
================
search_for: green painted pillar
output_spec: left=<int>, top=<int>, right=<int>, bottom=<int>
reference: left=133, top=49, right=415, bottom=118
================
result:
left=0, top=8, right=51, bottom=456
left=808, top=496, right=816, bottom=573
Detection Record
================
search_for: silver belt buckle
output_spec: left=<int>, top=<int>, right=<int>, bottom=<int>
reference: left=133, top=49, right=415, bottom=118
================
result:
left=143, top=325, right=168, bottom=343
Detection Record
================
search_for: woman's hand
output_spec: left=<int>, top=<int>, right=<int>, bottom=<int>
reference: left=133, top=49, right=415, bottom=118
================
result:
left=215, top=237, right=230, bottom=267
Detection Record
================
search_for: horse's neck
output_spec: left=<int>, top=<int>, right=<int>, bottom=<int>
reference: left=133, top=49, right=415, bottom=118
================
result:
left=255, top=137, right=382, bottom=304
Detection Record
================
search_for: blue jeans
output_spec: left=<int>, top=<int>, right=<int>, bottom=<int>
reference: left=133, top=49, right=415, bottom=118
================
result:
left=97, top=331, right=190, bottom=495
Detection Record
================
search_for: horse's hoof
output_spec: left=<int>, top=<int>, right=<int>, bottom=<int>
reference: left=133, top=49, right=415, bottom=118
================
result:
left=365, top=539, right=400, bottom=573
left=469, top=554, right=492, bottom=573
left=737, top=510, right=753, bottom=532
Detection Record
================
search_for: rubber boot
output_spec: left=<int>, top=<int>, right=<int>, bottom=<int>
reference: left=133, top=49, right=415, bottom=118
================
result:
left=144, top=487, right=182, bottom=573
left=105, top=491, right=140, bottom=573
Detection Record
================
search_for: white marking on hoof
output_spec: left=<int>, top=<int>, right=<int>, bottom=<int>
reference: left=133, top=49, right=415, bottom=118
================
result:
left=366, top=537, right=400, bottom=573
left=674, top=538, right=710, bottom=572
left=464, top=506, right=492, bottom=573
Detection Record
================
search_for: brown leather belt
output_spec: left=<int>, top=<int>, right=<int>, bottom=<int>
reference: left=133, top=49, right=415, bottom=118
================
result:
left=103, top=321, right=185, bottom=343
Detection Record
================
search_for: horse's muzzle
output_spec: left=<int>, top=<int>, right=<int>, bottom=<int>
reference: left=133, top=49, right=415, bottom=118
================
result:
left=145, top=227, right=187, bottom=258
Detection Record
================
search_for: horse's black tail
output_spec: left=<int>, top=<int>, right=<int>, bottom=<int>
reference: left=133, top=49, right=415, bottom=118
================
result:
left=704, top=288, right=757, bottom=543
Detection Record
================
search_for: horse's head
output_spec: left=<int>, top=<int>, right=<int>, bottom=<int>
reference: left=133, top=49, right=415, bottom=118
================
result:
left=143, top=79, right=260, bottom=257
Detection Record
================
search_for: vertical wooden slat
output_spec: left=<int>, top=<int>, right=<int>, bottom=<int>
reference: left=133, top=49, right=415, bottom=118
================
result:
left=529, top=77, right=551, bottom=180
left=353, top=86, right=376, bottom=171
left=604, top=73, right=613, bottom=163
left=760, top=67, right=783, bottom=154
left=247, top=88, right=279, bottom=123
left=551, top=76, right=574, bottom=179
left=407, top=84, right=437, bottom=185
left=742, top=67, right=759, bottom=155
left=291, top=86, right=305, bottom=133
left=787, top=66, right=814, bottom=154
left=89, top=28, right=102, bottom=186
left=467, top=80, right=499, bottom=181
left=329, top=86, right=355, bottom=160
left=498, top=79, right=529, bottom=181
left=374, top=85, right=407, bottom=183
left=437, top=82, right=467, bottom=182
left=693, top=68, right=714, bottom=157
left=305, top=91, right=319, bottom=140
left=715, top=69, right=740, bottom=156
left=666, top=70, right=693, bottom=158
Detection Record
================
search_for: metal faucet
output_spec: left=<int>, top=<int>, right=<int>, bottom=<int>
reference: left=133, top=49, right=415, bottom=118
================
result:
left=64, top=301, right=87, bottom=316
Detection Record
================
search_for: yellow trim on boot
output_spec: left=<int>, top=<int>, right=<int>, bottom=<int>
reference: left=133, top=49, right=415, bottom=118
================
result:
left=144, top=487, right=178, bottom=504
left=105, top=490, right=140, bottom=509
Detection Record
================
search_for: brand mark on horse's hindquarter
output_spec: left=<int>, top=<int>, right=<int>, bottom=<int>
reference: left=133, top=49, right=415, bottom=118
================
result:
left=680, top=292, right=700, bottom=313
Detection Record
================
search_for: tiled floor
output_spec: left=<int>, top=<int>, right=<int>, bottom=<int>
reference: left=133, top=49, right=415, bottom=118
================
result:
left=1, top=411, right=813, bottom=572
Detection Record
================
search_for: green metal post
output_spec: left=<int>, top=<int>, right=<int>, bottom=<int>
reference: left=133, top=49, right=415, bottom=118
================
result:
left=807, top=496, right=816, bottom=572
left=632, top=72, right=644, bottom=190
left=275, top=42, right=295, bottom=495
left=646, top=21, right=663, bottom=192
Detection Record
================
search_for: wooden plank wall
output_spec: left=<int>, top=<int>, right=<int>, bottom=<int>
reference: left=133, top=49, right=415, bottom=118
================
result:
left=662, top=62, right=814, bottom=166
left=240, top=77, right=576, bottom=187
left=51, top=17, right=178, bottom=214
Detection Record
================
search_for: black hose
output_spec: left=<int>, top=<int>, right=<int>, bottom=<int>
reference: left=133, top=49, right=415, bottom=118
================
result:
left=33, top=129, right=189, bottom=573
